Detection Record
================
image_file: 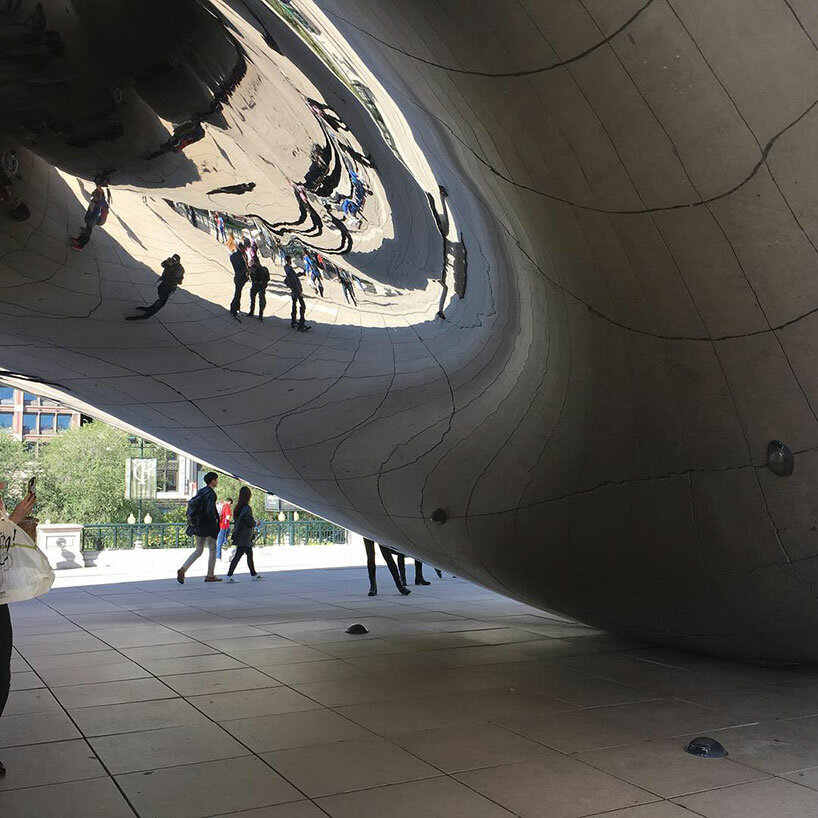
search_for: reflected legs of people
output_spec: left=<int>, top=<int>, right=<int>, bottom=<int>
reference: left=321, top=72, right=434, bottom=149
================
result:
left=396, top=553, right=430, bottom=586
left=290, top=291, right=308, bottom=330
left=248, top=283, right=266, bottom=319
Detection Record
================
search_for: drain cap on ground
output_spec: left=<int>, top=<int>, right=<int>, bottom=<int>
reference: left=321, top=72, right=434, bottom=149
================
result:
left=684, top=737, right=727, bottom=758
left=345, top=623, right=369, bottom=635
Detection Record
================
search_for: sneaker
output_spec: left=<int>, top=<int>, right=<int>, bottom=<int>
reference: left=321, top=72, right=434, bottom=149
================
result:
left=226, top=577, right=237, bottom=583
left=204, top=576, right=222, bottom=582
left=176, top=570, right=185, bottom=584
left=252, top=574, right=263, bottom=580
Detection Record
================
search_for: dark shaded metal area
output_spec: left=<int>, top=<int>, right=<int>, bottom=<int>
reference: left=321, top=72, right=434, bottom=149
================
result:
left=3, top=0, right=818, bottom=662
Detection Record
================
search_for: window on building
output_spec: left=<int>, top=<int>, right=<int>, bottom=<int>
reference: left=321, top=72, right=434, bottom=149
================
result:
left=22, top=413, right=37, bottom=435
left=0, top=387, right=13, bottom=406
left=39, top=413, right=56, bottom=435
left=0, top=413, right=12, bottom=431
left=56, top=414, right=72, bottom=431
left=41, top=398, right=59, bottom=407
left=23, top=392, right=37, bottom=406
left=156, top=450, right=179, bottom=493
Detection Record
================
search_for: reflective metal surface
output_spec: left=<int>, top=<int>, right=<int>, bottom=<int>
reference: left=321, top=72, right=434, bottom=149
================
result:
left=3, top=0, right=818, bottom=661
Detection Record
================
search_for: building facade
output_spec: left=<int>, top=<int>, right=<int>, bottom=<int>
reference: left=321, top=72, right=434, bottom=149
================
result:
left=0, top=386, right=81, bottom=442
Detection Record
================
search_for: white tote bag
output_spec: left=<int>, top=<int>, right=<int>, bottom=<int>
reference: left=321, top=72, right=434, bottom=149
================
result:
left=0, top=513, right=55, bottom=604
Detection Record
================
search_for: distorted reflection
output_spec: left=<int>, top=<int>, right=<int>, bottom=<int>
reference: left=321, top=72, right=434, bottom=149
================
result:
left=9, top=0, right=817, bottom=662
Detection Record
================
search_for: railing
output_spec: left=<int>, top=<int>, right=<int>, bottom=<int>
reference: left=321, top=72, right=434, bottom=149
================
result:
left=81, top=520, right=347, bottom=551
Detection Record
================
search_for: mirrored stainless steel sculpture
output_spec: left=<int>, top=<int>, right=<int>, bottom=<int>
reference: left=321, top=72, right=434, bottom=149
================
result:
left=3, top=0, right=818, bottom=661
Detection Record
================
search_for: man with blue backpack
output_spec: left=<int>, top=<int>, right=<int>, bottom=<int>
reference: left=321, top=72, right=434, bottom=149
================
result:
left=177, top=472, right=222, bottom=584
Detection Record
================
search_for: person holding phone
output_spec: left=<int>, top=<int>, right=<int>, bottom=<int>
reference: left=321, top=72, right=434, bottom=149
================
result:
left=1, top=481, right=37, bottom=778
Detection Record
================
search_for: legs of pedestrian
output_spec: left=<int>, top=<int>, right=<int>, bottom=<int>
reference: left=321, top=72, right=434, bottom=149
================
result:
left=364, top=537, right=377, bottom=596
left=216, top=527, right=228, bottom=560
left=177, top=537, right=204, bottom=583
left=397, top=552, right=406, bottom=586
left=226, top=547, right=260, bottom=581
left=177, top=535, right=220, bottom=583
left=0, top=604, right=10, bottom=776
left=227, top=547, right=243, bottom=578
left=380, top=545, right=410, bottom=595
left=257, top=288, right=266, bottom=320
left=205, top=536, right=218, bottom=580
left=290, top=292, right=298, bottom=327
left=248, top=286, right=257, bottom=316
left=414, top=560, right=430, bottom=585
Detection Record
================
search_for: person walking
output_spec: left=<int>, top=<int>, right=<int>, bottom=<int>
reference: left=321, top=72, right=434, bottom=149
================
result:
left=248, top=263, right=270, bottom=320
left=216, top=496, right=233, bottom=561
left=126, top=254, right=184, bottom=320
left=70, top=181, right=110, bottom=250
left=363, top=538, right=410, bottom=596
left=229, top=243, right=248, bottom=320
left=1, top=485, right=37, bottom=778
left=284, top=254, right=311, bottom=332
left=177, top=472, right=221, bottom=583
left=226, top=486, right=262, bottom=582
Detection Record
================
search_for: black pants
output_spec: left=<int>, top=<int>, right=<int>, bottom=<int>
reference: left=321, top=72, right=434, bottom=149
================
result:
left=290, top=292, right=306, bottom=327
left=227, top=546, right=256, bottom=576
left=364, top=538, right=404, bottom=591
left=132, top=284, right=175, bottom=319
left=0, top=604, right=11, bottom=722
left=397, top=553, right=426, bottom=585
left=249, top=284, right=266, bottom=316
left=74, top=214, right=96, bottom=248
left=230, top=278, right=246, bottom=314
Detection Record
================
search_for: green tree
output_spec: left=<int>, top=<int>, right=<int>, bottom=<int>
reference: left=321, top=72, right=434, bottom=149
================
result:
left=35, top=423, right=157, bottom=524
left=0, top=433, right=34, bottom=509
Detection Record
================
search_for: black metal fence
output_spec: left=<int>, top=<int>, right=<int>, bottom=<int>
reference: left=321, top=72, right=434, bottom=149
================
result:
left=81, top=520, right=347, bottom=551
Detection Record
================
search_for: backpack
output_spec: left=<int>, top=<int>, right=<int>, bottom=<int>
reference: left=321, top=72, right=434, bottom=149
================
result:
left=185, top=491, right=204, bottom=536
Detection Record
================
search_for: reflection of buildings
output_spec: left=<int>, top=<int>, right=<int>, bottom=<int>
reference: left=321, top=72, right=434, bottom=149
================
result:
left=0, top=385, right=81, bottom=443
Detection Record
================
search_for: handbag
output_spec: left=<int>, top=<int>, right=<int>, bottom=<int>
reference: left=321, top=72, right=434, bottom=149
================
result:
left=0, top=511, right=55, bottom=604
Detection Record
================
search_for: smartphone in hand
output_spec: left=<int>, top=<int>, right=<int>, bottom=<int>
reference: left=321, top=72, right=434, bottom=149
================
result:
left=27, top=475, right=36, bottom=495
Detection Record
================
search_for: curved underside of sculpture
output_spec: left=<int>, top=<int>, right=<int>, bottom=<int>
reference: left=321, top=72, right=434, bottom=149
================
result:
left=3, top=0, right=818, bottom=662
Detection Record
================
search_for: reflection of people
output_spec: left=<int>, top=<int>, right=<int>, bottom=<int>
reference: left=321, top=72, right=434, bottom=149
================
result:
left=364, top=538, right=410, bottom=596
left=177, top=472, right=221, bottom=584
left=229, top=244, right=248, bottom=320
left=339, top=269, right=357, bottom=305
left=284, top=255, right=310, bottom=332
left=214, top=213, right=226, bottom=242
left=126, top=255, right=184, bottom=320
left=248, top=264, right=270, bottom=320
left=1, top=485, right=37, bottom=779
left=70, top=182, right=109, bottom=250
left=226, top=486, right=262, bottom=582
left=216, top=497, right=232, bottom=560
left=304, top=253, right=323, bottom=297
